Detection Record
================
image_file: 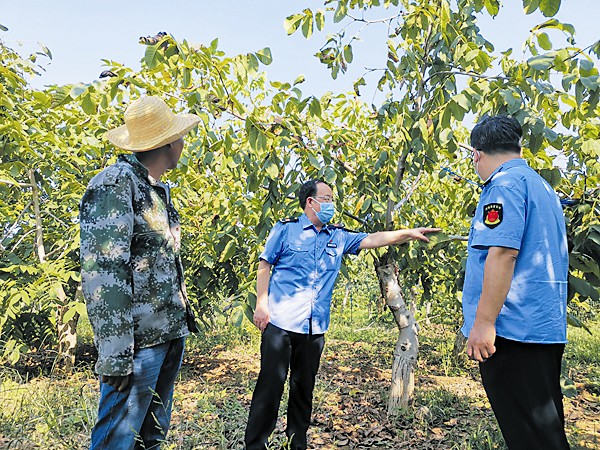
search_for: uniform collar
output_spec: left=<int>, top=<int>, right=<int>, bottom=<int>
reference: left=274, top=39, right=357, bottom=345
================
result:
left=119, top=154, right=160, bottom=186
left=483, top=157, right=527, bottom=186
left=300, top=213, right=331, bottom=234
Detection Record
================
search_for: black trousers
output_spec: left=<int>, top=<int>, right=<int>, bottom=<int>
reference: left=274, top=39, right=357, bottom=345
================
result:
left=245, top=324, right=325, bottom=450
left=479, top=336, right=570, bottom=450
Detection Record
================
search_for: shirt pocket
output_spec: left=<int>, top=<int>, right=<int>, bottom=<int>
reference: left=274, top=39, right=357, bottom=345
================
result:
left=287, top=243, right=311, bottom=265
left=323, top=248, right=341, bottom=271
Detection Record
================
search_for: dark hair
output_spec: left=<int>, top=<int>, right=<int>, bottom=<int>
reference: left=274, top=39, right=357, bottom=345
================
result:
left=298, top=179, right=326, bottom=209
left=470, top=115, right=522, bottom=154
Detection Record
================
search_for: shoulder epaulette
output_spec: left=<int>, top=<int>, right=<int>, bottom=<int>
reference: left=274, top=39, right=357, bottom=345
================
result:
left=279, top=217, right=300, bottom=224
left=328, top=223, right=353, bottom=231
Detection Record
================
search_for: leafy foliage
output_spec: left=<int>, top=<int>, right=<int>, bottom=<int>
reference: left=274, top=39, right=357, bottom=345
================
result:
left=0, top=0, right=598, bottom=368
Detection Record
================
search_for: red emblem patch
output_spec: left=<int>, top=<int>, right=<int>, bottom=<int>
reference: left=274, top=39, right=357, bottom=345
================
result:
left=483, top=203, right=503, bottom=229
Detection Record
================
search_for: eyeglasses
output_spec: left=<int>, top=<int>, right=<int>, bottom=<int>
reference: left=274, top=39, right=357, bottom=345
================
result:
left=313, top=195, right=334, bottom=202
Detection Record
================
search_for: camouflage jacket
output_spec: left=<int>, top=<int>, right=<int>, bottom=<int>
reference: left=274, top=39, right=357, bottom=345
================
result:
left=80, top=154, right=197, bottom=376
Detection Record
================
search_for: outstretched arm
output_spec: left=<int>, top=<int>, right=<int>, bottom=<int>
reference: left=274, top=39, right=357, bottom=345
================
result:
left=358, top=227, right=440, bottom=249
left=253, top=259, right=272, bottom=332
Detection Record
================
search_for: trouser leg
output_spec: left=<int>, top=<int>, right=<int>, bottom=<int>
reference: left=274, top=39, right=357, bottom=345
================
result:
left=90, top=339, right=176, bottom=450
left=137, top=337, right=185, bottom=449
left=245, top=324, right=292, bottom=450
left=286, top=332, right=325, bottom=450
left=479, top=336, right=570, bottom=450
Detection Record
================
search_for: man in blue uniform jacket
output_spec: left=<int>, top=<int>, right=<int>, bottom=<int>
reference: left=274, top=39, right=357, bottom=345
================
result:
left=245, top=179, right=439, bottom=450
left=462, top=115, right=570, bottom=450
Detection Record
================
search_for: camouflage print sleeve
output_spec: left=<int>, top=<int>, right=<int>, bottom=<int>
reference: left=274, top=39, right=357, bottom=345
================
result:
left=80, top=171, right=135, bottom=377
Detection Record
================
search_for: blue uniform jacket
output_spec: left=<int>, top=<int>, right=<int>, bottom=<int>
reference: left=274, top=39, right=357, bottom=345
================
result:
left=462, top=158, right=569, bottom=343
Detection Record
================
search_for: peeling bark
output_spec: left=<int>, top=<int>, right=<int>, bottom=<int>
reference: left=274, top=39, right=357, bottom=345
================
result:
left=376, top=262, right=419, bottom=414
left=452, top=329, right=468, bottom=363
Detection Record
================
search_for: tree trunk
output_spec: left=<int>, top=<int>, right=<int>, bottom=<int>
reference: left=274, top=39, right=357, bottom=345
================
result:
left=376, top=261, right=419, bottom=414
left=452, top=329, right=468, bottom=364
left=55, top=285, right=81, bottom=373
left=29, top=169, right=77, bottom=372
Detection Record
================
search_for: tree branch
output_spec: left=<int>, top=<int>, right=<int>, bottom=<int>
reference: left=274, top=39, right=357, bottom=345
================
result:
left=28, top=169, right=46, bottom=263
left=0, top=178, right=29, bottom=187
left=0, top=199, right=33, bottom=249
left=423, top=70, right=509, bottom=86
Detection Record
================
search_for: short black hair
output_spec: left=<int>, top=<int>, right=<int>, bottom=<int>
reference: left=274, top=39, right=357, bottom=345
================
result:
left=298, top=179, right=326, bottom=209
left=470, top=115, right=522, bottom=155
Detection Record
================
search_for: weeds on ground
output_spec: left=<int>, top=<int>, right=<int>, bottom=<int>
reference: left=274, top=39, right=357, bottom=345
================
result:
left=0, top=367, right=97, bottom=448
left=0, top=310, right=598, bottom=449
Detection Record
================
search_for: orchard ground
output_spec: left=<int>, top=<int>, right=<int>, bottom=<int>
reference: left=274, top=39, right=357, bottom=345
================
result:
left=0, top=308, right=598, bottom=450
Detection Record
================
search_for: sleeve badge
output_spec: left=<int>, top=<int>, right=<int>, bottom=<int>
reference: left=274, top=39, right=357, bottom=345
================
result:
left=483, top=203, right=503, bottom=229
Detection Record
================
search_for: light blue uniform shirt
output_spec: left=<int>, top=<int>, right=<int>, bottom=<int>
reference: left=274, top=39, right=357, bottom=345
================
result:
left=260, top=213, right=368, bottom=334
left=462, top=158, right=569, bottom=343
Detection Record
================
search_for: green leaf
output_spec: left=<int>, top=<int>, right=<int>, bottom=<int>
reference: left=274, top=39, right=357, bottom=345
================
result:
left=414, top=232, right=459, bottom=249
left=523, top=0, right=540, bottom=14
left=344, top=45, right=353, bottom=64
left=453, top=93, right=471, bottom=111
left=569, top=275, right=591, bottom=298
left=301, top=12, right=314, bottom=38
left=560, top=370, right=578, bottom=398
left=81, top=93, right=96, bottom=115
left=570, top=253, right=600, bottom=277
left=581, top=139, right=600, bottom=158
left=353, top=77, right=366, bottom=96
left=0, top=24, right=8, bottom=31
left=333, top=1, right=348, bottom=23
left=231, top=308, right=243, bottom=327
left=144, top=44, right=159, bottom=69
left=220, top=238, right=236, bottom=262
left=566, top=313, right=592, bottom=335
left=69, top=83, right=87, bottom=99
left=265, top=161, right=279, bottom=179
left=484, top=0, right=500, bottom=16
left=255, top=47, right=273, bottom=65
left=309, top=97, right=322, bottom=117
left=539, top=0, right=561, bottom=17
left=32, top=91, right=50, bottom=105
left=62, top=301, right=87, bottom=323
left=315, top=10, right=325, bottom=31
left=242, top=302, right=254, bottom=323
left=580, top=76, right=599, bottom=91
left=537, top=32, right=552, bottom=50
left=527, top=54, right=554, bottom=70
left=324, top=167, right=336, bottom=184
left=247, top=53, right=259, bottom=73
left=284, top=14, right=304, bottom=35
left=539, top=168, right=561, bottom=188
left=294, top=74, right=305, bottom=85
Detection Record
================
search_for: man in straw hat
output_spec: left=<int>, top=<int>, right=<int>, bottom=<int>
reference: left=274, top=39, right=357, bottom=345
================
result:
left=80, top=96, right=200, bottom=449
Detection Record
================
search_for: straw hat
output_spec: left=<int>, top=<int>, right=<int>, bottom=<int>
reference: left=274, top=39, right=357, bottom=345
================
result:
left=106, top=96, right=201, bottom=152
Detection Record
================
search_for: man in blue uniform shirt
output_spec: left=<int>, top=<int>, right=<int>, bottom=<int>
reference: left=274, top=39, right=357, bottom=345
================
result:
left=244, top=179, right=439, bottom=450
left=462, top=116, right=570, bottom=450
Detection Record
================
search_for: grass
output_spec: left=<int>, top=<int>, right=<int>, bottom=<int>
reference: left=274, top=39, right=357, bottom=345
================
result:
left=0, top=309, right=598, bottom=449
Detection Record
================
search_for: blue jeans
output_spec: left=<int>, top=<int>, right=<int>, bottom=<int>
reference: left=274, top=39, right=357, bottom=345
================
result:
left=90, top=337, right=185, bottom=450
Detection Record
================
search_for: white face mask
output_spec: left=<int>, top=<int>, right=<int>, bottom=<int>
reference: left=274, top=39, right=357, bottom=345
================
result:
left=310, top=198, right=335, bottom=224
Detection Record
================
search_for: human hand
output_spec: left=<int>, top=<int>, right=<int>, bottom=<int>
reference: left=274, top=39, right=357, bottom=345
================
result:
left=407, top=227, right=442, bottom=243
left=253, top=304, right=270, bottom=333
left=101, top=374, right=131, bottom=392
left=467, top=322, right=496, bottom=363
